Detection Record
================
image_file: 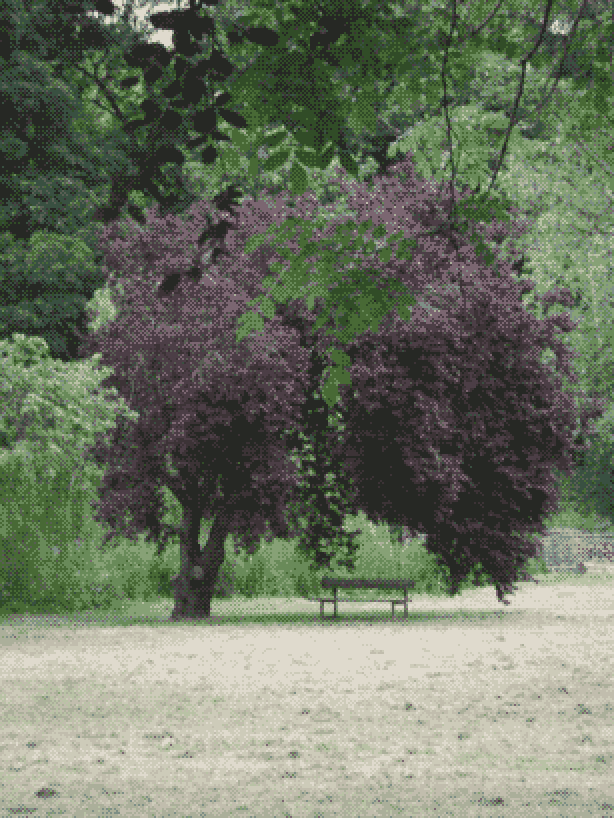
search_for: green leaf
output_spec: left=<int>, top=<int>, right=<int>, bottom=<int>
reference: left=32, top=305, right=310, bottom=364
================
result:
left=311, top=305, right=335, bottom=335
left=261, top=148, right=291, bottom=172
left=244, top=229, right=278, bottom=256
left=244, top=26, right=279, bottom=47
left=292, top=130, right=318, bottom=149
left=326, top=347, right=351, bottom=368
left=306, top=292, right=319, bottom=311
left=319, top=362, right=354, bottom=409
left=329, top=364, right=352, bottom=386
left=291, top=108, right=318, bottom=132
left=331, top=230, right=356, bottom=252
left=379, top=245, right=393, bottom=263
left=350, top=82, right=377, bottom=132
left=295, top=148, right=323, bottom=168
left=371, top=224, right=388, bottom=240
left=236, top=308, right=265, bottom=342
left=396, top=239, right=417, bottom=261
left=0, top=136, right=28, bottom=160
left=218, top=145, right=244, bottom=174
left=262, top=274, right=293, bottom=302
left=261, top=128, right=288, bottom=150
left=218, top=108, right=248, bottom=129
left=320, top=375, right=341, bottom=409
left=396, top=304, right=414, bottom=322
left=257, top=296, right=277, bottom=320
left=260, top=274, right=279, bottom=291
left=247, top=155, right=259, bottom=178
left=338, top=149, right=360, bottom=179
left=319, top=143, right=336, bottom=167
left=269, top=247, right=294, bottom=265
left=229, top=128, right=251, bottom=152
left=288, top=160, right=309, bottom=195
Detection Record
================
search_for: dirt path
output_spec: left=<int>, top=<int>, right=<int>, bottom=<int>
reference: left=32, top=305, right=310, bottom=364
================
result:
left=1, top=581, right=614, bottom=817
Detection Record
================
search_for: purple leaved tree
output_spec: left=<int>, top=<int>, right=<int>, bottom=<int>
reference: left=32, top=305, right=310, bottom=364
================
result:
left=77, top=151, right=605, bottom=619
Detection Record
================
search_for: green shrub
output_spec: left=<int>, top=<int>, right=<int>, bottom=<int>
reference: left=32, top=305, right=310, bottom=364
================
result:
left=293, top=568, right=326, bottom=599
left=145, top=558, right=174, bottom=598
left=213, top=556, right=237, bottom=598
left=78, top=573, right=127, bottom=610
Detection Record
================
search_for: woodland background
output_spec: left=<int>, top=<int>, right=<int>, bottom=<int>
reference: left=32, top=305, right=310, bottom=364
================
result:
left=1, top=0, right=614, bottom=615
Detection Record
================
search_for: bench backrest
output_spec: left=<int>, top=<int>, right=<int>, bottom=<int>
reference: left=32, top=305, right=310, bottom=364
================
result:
left=321, top=577, right=415, bottom=590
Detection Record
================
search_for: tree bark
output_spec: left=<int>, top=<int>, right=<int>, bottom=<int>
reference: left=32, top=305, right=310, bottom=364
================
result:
left=170, top=500, right=236, bottom=621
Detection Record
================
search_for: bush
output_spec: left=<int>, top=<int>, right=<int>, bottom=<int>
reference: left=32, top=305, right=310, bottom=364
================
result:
left=78, top=573, right=127, bottom=610
left=213, top=556, right=237, bottom=598
left=145, top=557, right=174, bottom=598
left=294, top=568, right=326, bottom=599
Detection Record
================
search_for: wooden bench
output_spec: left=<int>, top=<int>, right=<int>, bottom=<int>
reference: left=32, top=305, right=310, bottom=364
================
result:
left=311, top=577, right=415, bottom=619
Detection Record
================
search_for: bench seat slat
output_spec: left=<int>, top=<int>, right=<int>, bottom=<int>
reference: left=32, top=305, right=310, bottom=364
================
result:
left=311, top=597, right=409, bottom=604
left=313, top=577, right=414, bottom=619
left=321, top=577, right=414, bottom=590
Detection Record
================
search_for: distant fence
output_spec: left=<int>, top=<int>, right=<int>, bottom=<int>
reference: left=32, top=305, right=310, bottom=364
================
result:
left=537, top=527, right=614, bottom=568
left=396, top=526, right=614, bottom=572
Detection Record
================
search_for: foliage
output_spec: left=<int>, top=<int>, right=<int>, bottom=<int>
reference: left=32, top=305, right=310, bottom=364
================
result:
left=220, top=2, right=614, bottom=406
left=0, top=331, right=139, bottom=483
left=0, top=0, right=612, bottom=617
left=235, top=151, right=606, bottom=601
left=3, top=1, right=614, bottom=403
left=366, top=38, right=614, bottom=418
left=497, top=132, right=614, bottom=408
left=76, top=197, right=314, bottom=568
left=480, top=99, right=614, bottom=523
left=6, top=0, right=612, bottom=404
left=553, top=399, right=614, bottom=525
left=0, top=0, right=136, bottom=240
left=0, top=231, right=109, bottom=362
left=77, top=144, right=605, bottom=611
left=0, top=2, right=167, bottom=363
left=0, top=330, right=141, bottom=615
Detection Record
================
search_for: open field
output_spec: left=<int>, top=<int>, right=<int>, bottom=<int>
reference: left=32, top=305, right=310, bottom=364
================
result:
left=1, top=573, right=614, bottom=817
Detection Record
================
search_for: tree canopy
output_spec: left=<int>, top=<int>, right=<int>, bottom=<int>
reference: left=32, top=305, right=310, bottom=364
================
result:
left=77, top=143, right=605, bottom=618
left=3, top=0, right=613, bottom=405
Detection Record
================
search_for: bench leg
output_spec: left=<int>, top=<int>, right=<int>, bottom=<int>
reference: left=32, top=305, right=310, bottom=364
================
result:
left=391, top=596, right=410, bottom=618
left=320, top=591, right=339, bottom=618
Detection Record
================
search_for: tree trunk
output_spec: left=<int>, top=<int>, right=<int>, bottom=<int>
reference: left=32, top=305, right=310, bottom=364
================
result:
left=170, top=500, right=236, bottom=621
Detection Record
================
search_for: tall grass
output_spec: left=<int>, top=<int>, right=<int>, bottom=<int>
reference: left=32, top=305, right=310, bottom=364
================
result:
left=0, top=442, right=604, bottom=618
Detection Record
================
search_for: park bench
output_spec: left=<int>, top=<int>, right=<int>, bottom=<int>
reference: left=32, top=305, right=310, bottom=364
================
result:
left=311, top=577, right=415, bottom=619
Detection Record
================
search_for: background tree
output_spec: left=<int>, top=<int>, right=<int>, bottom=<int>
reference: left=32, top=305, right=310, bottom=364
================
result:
left=0, top=0, right=139, bottom=242
left=0, top=330, right=140, bottom=610
left=0, top=0, right=165, bottom=362
left=0, top=231, right=108, bottom=362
